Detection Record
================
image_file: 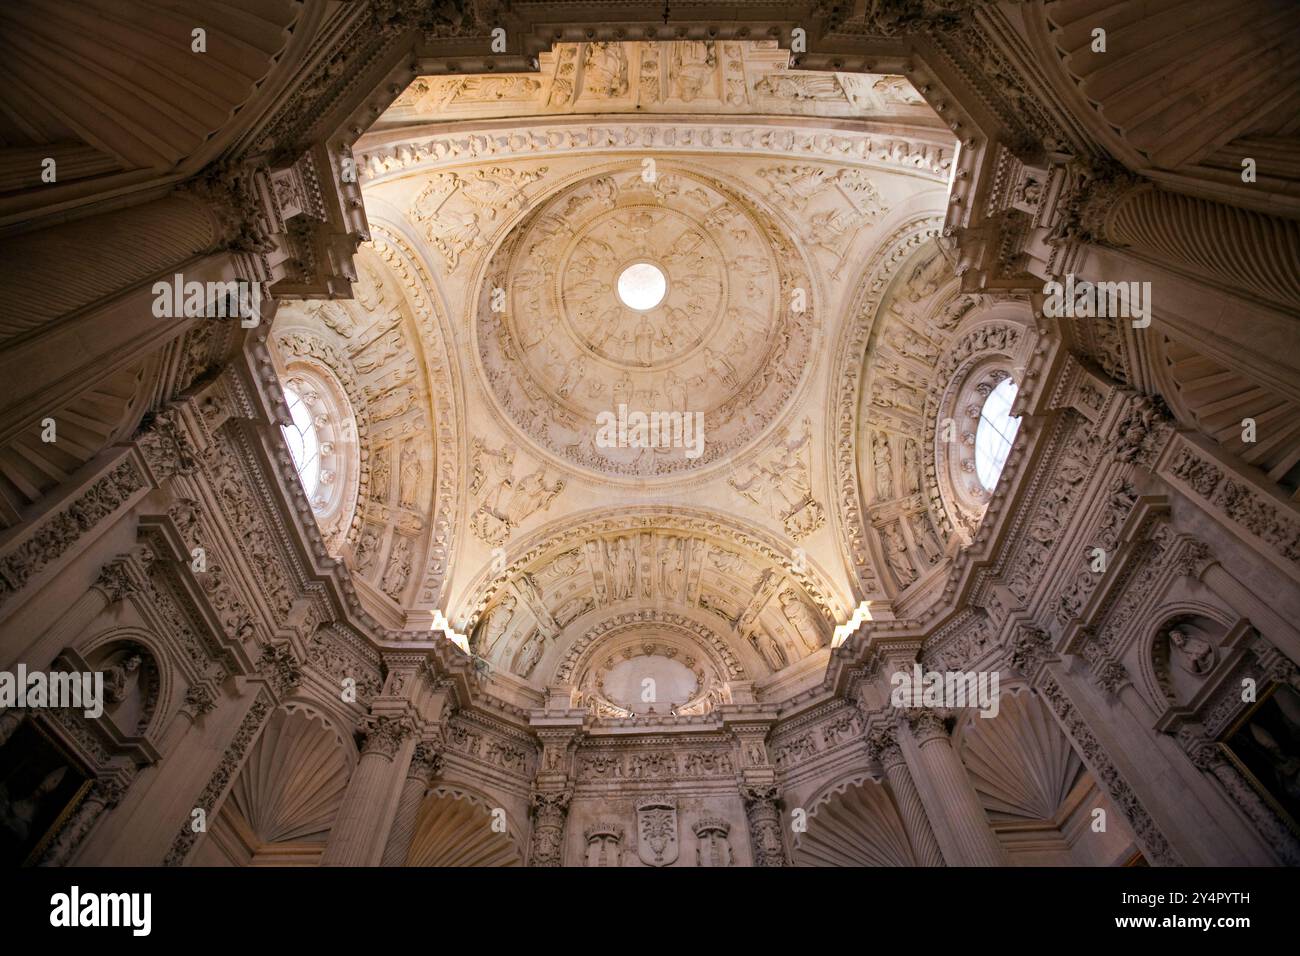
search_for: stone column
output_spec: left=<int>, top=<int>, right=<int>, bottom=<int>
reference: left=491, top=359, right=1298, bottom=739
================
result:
left=868, top=726, right=945, bottom=866
left=321, top=713, right=417, bottom=867
left=6, top=546, right=153, bottom=671
left=903, top=709, right=1005, bottom=866
left=39, top=776, right=129, bottom=866
left=1074, top=167, right=1300, bottom=314
left=379, top=740, right=442, bottom=867
left=1179, top=728, right=1300, bottom=867
left=527, top=789, right=572, bottom=867
left=741, top=785, right=789, bottom=867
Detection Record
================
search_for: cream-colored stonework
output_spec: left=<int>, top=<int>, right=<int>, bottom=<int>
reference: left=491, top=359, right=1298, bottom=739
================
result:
left=2, top=4, right=1298, bottom=872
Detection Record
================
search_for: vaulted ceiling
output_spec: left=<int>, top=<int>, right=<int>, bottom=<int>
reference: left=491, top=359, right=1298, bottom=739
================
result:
left=272, top=40, right=1000, bottom=708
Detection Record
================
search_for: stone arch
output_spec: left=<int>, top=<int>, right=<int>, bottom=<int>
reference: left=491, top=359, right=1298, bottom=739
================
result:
left=404, top=784, right=525, bottom=867
left=458, top=505, right=849, bottom=683
left=954, top=686, right=1137, bottom=865
left=1136, top=602, right=1235, bottom=714
left=76, top=625, right=173, bottom=744
left=828, top=218, right=945, bottom=600
left=193, top=704, right=355, bottom=866
left=791, top=772, right=916, bottom=867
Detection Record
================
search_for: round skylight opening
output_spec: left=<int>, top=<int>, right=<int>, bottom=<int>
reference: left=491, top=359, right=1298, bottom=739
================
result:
left=974, top=377, right=1022, bottom=491
left=282, top=383, right=322, bottom=500
left=616, top=262, right=667, bottom=311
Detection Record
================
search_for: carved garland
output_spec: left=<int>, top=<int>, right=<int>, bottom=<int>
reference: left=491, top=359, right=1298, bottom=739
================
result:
left=360, top=122, right=953, bottom=188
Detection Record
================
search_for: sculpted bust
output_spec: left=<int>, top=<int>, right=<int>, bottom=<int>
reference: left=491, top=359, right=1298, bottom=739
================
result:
left=1168, top=627, right=1216, bottom=676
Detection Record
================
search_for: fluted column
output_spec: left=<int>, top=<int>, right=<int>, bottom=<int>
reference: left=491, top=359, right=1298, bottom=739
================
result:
left=379, top=741, right=442, bottom=867
left=5, top=546, right=153, bottom=671
left=1181, top=727, right=1300, bottom=866
left=321, top=713, right=417, bottom=867
left=869, top=726, right=945, bottom=866
left=1076, top=169, right=1300, bottom=314
left=741, top=785, right=789, bottom=867
left=903, top=709, right=1005, bottom=866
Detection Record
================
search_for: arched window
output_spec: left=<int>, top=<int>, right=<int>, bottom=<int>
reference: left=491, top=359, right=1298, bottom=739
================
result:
left=974, top=377, right=1021, bottom=490
left=282, top=382, right=322, bottom=499
left=276, top=364, right=360, bottom=552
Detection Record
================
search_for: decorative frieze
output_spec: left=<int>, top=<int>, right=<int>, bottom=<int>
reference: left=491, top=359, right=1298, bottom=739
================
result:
left=163, top=695, right=274, bottom=866
left=0, top=459, right=146, bottom=610
left=1038, top=676, right=1178, bottom=866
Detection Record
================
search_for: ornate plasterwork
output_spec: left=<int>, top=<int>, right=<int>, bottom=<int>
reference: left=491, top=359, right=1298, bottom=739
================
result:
left=829, top=219, right=944, bottom=598
left=0, top=457, right=147, bottom=611
left=462, top=507, right=845, bottom=682
left=359, top=123, right=953, bottom=188
left=365, top=225, right=465, bottom=607
left=474, top=161, right=819, bottom=479
left=389, top=41, right=939, bottom=123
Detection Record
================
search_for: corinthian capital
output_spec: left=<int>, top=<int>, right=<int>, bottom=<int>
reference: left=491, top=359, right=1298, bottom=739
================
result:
left=408, top=741, right=444, bottom=783
left=360, top=713, right=418, bottom=759
left=904, top=708, right=951, bottom=744
left=866, top=726, right=905, bottom=769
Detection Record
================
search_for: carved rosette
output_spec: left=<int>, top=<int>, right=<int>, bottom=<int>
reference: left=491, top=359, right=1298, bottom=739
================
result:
left=528, top=789, right=573, bottom=867
left=359, top=714, right=418, bottom=760
left=741, top=785, right=788, bottom=867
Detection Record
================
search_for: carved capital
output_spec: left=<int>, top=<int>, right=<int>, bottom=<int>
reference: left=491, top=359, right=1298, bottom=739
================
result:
left=864, top=0, right=998, bottom=36
left=135, top=406, right=200, bottom=480
left=528, top=787, right=573, bottom=867
left=92, top=562, right=138, bottom=606
left=359, top=713, right=418, bottom=759
left=181, top=684, right=218, bottom=719
left=905, top=708, right=951, bottom=744
left=407, top=741, right=444, bottom=784
left=1111, top=393, right=1174, bottom=468
left=370, top=0, right=475, bottom=37
left=866, top=726, right=905, bottom=769
left=257, top=644, right=303, bottom=698
left=1094, top=659, right=1131, bottom=696
left=1008, top=624, right=1052, bottom=673
left=1055, top=159, right=1151, bottom=247
left=740, top=784, right=787, bottom=867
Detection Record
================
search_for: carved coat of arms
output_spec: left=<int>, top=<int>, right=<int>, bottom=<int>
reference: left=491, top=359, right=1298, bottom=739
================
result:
left=636, top=796, right=679, bottom=866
